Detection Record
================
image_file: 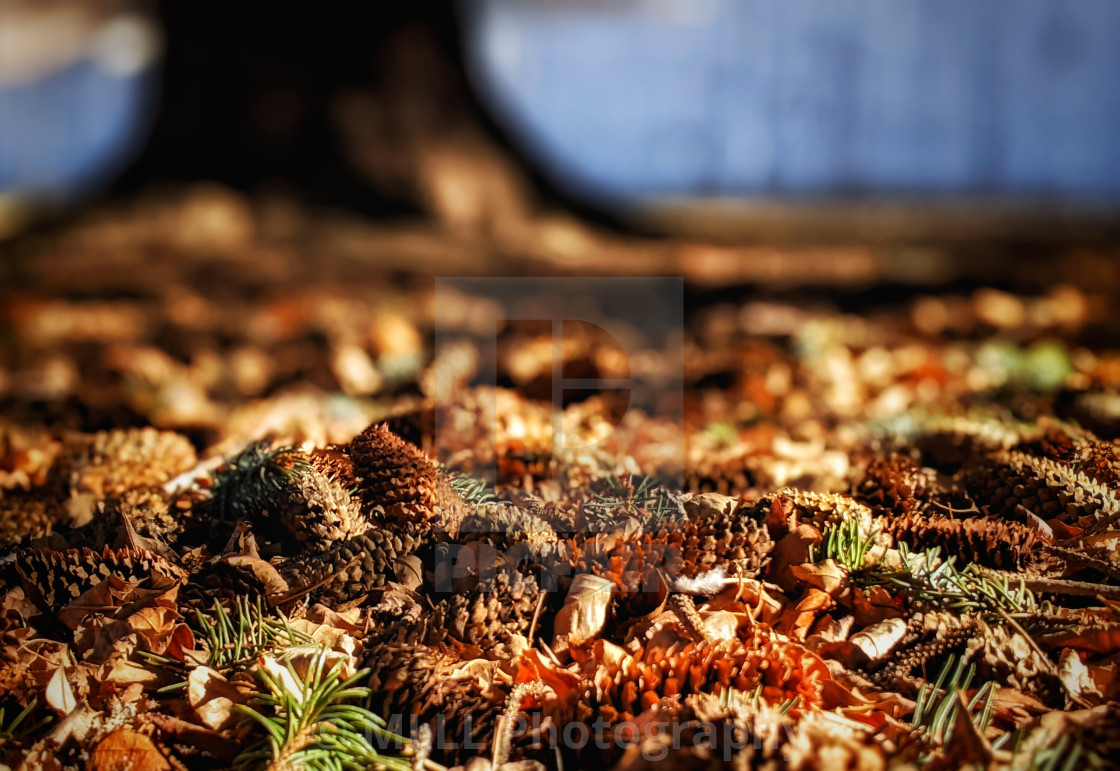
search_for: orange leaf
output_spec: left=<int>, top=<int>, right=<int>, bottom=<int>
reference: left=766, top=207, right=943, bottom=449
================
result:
left=89, top=729, right=171, bottom=771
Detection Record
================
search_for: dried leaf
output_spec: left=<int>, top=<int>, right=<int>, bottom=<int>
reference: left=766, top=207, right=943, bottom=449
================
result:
left=188, top=666, right=249, bottom=731
left=554, top=573, right=614, bottom=647
left=45, top=665, right=76, bottom=714
left=848, top=618, right=908, bottom=662
left=224, top=555, right=290, bottom=596
left=57, top=575, right=135, bottom=630
left=790, top=559, right=849, bottom=596
left=257, top=654, right=303, bottom=701
left=1058, top=648, right=1103, bottom=705
left=769, top=524, right=823, bottom=592
left=128, top=606, right=183, bottom=654
left=89, top=728, right=172, bottom=771
left=1041, top=623, right=1120, bottom=654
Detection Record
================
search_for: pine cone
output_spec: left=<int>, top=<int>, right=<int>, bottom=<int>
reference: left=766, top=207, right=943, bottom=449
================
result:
left=0, top=490, right=65, bottom=547
left=433, top=568, right=542, bottom=656
left=961, top=450, right=1120, bottom=528
left=885, top=513, right=1043, bottom=570
left=56, top=428, right=197, bottom=500
left=1, top=546, right=186, bottom=613
left=278, top=528, right=423, bottom=606
left=349, top=423, right=466, bottom=535
left=854, top=454, right=936, bottom=516
left=765, top=489, right=874, bottom=533
left=457, top=503, right=568, bottom=575
left=580, top=628, right=830, bottom=726
left=578, top=493, right=772, bottom=593
left=364, top=641, right=508, bottom=765
left=274, top=465, right=368, bottom=550
left=1076, top=440, right=1120, bottom=489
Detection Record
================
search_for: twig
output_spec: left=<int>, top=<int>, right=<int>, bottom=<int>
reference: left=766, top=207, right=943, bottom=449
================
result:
left=526, top=590, right=547, bottom=648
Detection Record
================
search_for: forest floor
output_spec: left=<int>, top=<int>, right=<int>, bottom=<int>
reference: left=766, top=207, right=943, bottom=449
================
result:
left=1, top=185, right=1119, bottom=770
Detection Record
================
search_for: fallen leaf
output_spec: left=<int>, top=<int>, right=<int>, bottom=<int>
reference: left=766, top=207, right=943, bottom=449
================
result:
left=1058, top=648, right=1103, bottom=705
left=790, top=559, right=849, bottom=596
left=57, top=576, right=135, bottom=630
left=848, top=618, right=908, bottom=662
left=188, top=666, right=249, bottom=731
left=257, top=654, right=304, bottom=701
left=224, top=555, right=290, bottom=596
left=393, top=554, right=424, bottom=591
left=45, top=665, right=76, bottom=714
left=850, top=585, right=903, bottom=625
left=128, top=606, right=183, bottom=654
left=768, top=524, right=823, bottom=592
left=554, top=573, right=614, bottom=647
left=1040, top=624, right=1120, bottom=654
left=779, top=588, right=834, bottom=639
left=89, top=728, right=172, bottom=771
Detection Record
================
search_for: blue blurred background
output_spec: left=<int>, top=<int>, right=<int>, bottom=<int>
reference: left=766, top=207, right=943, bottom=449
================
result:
left=464, top=0, right=1120, bottom=205
left=2, top=0, right=1119, bottom=220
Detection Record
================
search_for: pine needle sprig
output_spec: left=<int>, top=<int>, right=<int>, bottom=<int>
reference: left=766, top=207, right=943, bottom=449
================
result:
left=0, top=699, right=51, bottom=745
left=195, top=597, right=313, bottom=671
left=883, top=543, right=1041, bottom=618
left=809, top=518, right=879, bottom=571
left=586, top=474, right=678, bottom=530
left=448, top=471, right=496, bottom=504
left=210, top=441, right=310, bottom=522
left=910, top=654, right=997, bottom=744
left=141, top=597, right=313, bottom=688
left=234, top=648, right=411, bottom=771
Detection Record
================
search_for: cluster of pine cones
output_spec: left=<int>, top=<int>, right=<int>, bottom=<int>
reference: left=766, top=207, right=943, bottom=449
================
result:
left=3, top=395, right=1120, bottom=767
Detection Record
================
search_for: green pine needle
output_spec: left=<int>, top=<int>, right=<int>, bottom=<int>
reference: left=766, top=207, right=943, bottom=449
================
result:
left=910, top=654, right=997, bottom=745
left=448, top=471, right=497, bottom=504
left=234, top=648, right=411, bottom=771
left=211, top=441, right=310, bottom=522
left=0, top=699, right=51, bottom=744
left=886, top=543, right=1039, bottom=618
left=140, top=597, right=314, bottom=692
left=586, top=474, right=678, bottom=530
left=809, top=518, right=879, bottom=571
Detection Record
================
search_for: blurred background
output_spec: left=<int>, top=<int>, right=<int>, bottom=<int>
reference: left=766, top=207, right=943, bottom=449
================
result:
left=1, top=0, right=1119, bottom=439
left=3, top=1, right=1120, bottom=243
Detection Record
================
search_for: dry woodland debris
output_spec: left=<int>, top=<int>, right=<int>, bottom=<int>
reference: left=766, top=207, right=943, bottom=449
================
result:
left=2, top=192, right=1120, bottom=769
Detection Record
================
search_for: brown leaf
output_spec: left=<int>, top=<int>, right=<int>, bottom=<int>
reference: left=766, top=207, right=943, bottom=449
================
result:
left=128, top=606, right=183, bottom=654
left=1059, top=648, right=1104, bottom=705
left=850, top=585, right=903, bottom=625
left=768, top=523, right=823, bottom=592
left=554, top=573, right=614, bottom=647
left=188, top=666, right=249, bottom=731
left=224, top=555, right=290, bottom=596
left=89, top=728, right=172, bottom=771
left=57, top=575, right=135, bottom=630
left=790, top=559, right=849, bottom=596
left=848, top=617, right=907, bottom=662
left=1040, top=623, right=1120, bottom=654
left=45, top=665, right=76, bottom=714
left=779, top=588, right=834, bottom=639
left=103, top=658, right=177, bottom=690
